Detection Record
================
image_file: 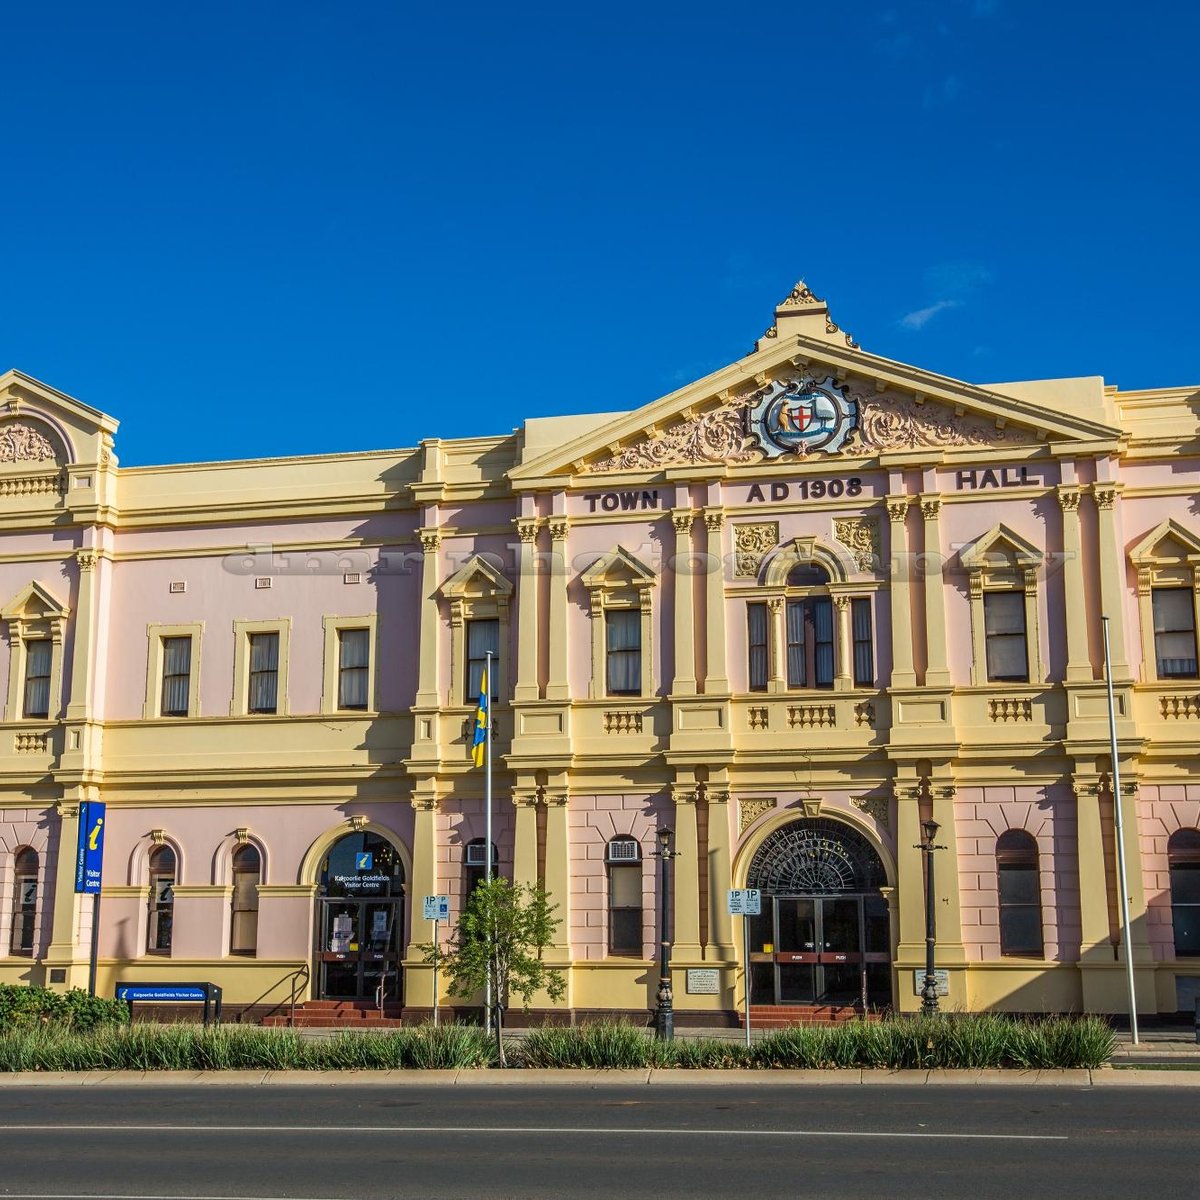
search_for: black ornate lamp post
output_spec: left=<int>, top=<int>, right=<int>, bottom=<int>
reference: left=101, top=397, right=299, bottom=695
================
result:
left=653, top=827, right=678, bottom=1041
left=917, top=819, right=944, bottom=1016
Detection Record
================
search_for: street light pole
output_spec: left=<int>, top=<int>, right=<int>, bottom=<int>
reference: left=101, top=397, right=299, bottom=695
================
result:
left=653, top=827, right=677, bottom=1042
left=918, top=818, right=944, bottom=1017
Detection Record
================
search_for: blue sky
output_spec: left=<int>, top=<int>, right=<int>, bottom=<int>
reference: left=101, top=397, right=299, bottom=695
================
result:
left=1, top=1, right=1196, bottom=466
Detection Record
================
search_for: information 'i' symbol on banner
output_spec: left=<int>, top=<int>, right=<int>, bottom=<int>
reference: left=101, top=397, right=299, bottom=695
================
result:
left=88, top=817, right=103, bottom=851
left=355, top=852, right=373, bottom=871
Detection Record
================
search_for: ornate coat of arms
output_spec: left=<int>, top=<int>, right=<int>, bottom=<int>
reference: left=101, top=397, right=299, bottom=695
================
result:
left=748, top=376, right=858, bottom=458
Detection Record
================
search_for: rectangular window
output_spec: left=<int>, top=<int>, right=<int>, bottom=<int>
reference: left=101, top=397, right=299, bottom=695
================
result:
left=606, top=609, right=641, bottom=696
left=160, top=636, right=192, bottom=717
left=148, top=876, right=174, bottom=953
left=466, top=618, right=500, bottom=703
left=608, top=863, right=643, bottom=956
left=22, top=639, right=51, bottom=719
left=786, top=598, right=834, bottom=689
left=998, top=862, right=1044, bottom=957
left=983, top=591, right=1029, bottom=683
left=1153, top=587, right=1198, bottom=679
left=247, top=632, right=279, bottom=714
left=337, top=628, right=370, bottom=710
left=851, top=598, right=874, bottom=687
left=747, top=603, right=768, bottom=692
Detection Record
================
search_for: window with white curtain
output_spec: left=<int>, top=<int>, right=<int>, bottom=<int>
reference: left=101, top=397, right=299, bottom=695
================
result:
left=247, top=632, right=279, bottom=714
left=160, top=636, right=192, bottom=717
left=747, top=603, right=768, bottom=692
left=1152, top=588, right=1198, bottom=679
left=337, top=628, right=370, bottom=710
left=851, top=597, right=874, bottom=687
left=983, top=592, right=1028, bottom=682
left=786, top=597, right=834, bottom=689
left=605, top=609, right=641, bottom=696
left=22, top=640, right=51, bottom=719
left=465, top=618, right=500, bottom=703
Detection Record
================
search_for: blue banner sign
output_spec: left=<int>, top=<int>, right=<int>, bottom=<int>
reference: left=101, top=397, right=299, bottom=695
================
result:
left=74, top=801, right=106, bottom=895
left=116, top=985, right=209, bottom=1003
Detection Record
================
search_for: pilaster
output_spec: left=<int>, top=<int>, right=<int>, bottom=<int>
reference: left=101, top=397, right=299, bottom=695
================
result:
left=920, top=495, right=951, bottom=687
left=511, top=791, right=539, bottom=887
left=701, top=508, right=729, bottom=694
left=670, top=782, right=703, bottom=961
left=403, top=792, right=439, bottom=963
left=1093, top=484, right=1129, bottom=675
left=512, top=519, right=540, bottom=702
left=670, top=509, right=697, bottom=695
left=706, top=787, right=735, bottom=960
left=415, top=529, right=442, bottom=709
left=43, top=797, right=88, bottom=989
left=546, top=518, right=570, bottom=701
left=886, top=497, right=917, bottom=688
left=541, top=792, right=571, bottom=970
left=1057, top=486, right=1092, bottom=682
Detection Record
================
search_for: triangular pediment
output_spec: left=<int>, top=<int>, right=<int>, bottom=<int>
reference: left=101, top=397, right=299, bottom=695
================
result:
left=1, top=581, right=70, bottom=623
left=960, top=524, right=1043, bottom=572
left=510, top=325, right=1123, bottom=483
left=438, top=554, right=514, bottom=601
left=580, top=546, right=657, bottom=590
left=1130, top=519, right=1200, bottom=566
left=0, top=370, right=119, bottom=469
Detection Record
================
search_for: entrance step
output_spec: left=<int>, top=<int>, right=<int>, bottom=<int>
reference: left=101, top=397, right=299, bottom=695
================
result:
left=262, top=999, right=404, bottom=1028
left=741, top=1005, right=878, bottom=1028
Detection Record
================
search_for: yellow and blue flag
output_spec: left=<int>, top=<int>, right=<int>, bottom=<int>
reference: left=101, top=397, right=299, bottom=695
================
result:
left=471, top=667, right=490, bottom=767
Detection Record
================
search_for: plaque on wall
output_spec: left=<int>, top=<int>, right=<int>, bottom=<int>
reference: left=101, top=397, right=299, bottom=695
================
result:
left=686, top=968, right=721, bottom=995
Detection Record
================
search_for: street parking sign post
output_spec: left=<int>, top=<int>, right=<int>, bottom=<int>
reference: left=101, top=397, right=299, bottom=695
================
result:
left=727, top=889, right=762, bottom=1047
left=424, top=895, right=450, bottom=1026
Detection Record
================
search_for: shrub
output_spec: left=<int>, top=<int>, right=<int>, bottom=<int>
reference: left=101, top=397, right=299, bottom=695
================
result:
left=0, top=985, right=129, bottom=1032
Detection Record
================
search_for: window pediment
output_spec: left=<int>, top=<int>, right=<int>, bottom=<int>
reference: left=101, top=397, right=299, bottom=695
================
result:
left=1, top=582, right=70, bottom=625
left=761, top=537, right=850, bottom=588
left=959, top=525, right=1043, bottom=577
left=438, top=554, right=514, bottom=603
left=581, top=546, right=657, bottom=599
left=1130, top=519, right=1200, bottom=570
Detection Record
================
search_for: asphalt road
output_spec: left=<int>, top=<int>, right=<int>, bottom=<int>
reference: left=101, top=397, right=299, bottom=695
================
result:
left=0, top=1083, right=1195, bottom=1200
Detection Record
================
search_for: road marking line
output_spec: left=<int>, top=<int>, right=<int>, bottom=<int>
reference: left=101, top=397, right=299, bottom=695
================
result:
left=0, top=1124, right=1067, bottom=1141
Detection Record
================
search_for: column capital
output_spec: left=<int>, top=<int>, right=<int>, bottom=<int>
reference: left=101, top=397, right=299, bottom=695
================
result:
left=670, top=508, right=696, bottom=534
left=75, top=550, right=97, bottom=571
left=886, top=496, right=911, bottom=524
left=514, top=517, right=539, bottom=543
left=918, top=494, right=941, bottom=520
left=547, top=517, right=569, bottom=542
left=702, top=507, right=725, bottom=532
left=1092, top=483, right=1122, bottom=510
left=418, top=528, right=441, bottom=552
left=1056, top=484, right=1082, bottom=512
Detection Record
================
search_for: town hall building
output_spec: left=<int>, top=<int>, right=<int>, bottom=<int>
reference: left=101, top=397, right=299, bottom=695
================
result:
left=1, top=281, right=1198, bottom=1023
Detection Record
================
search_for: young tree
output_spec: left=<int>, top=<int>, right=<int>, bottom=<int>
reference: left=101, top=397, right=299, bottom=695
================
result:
left=426, top=876, right=565, bottom=1066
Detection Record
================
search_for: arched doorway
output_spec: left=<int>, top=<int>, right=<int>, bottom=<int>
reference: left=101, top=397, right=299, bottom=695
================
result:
left=315, top=831, right=406, bottom=1002
left=745, top=818, right=891, bottom=1010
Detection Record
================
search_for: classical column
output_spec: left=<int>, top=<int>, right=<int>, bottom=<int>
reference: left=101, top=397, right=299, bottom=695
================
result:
left=706, top=789, right=735, bottom=960
left=671, top=784, right=703, bottom=960
left=64, top=549, right=97, bottom=722
left=513, top=518, right=540, bottom=702
left=541, top=793, right=572, bottom=968
left=670, top=509, right=697, bottom=695
left=1057, top=486, right=1092, bottom=681
left=833, top=594, right=853, bottom=691
left=404, top=795, right=439, bottom=964
left=546, top=518, right=570, bottom=701
left=894, top=783, right=926, bottom=971
left=920, top=495, right=951, bottom=687
left=511, top=793, right=539, bottom=886
left=1073, top=776, right=1112, bottom=958
left=1093, top=484, right=1129, bottom=675
left=43, top=799, right=86, bottom=988
left=887, top=497, right=917, bottom=688
left=767, top=597, right=785, bottom=693
left=702, top=508, right=729, bottom=694
left=929, top=783, right=965, bottom=963
left=415, top=529, right=441, bottom=708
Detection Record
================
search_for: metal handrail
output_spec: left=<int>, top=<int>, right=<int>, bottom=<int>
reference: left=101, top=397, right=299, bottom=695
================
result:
left=239, top=963, right=310, bottom=1026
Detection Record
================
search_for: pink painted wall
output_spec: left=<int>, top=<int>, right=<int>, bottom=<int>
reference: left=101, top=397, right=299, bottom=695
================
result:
left=956, top=785, right=1081, bottom=963
left=567, top=793, right=669, bottom=960
left=0, top=808, right=57, bottom=965
left=1138, top=785, right=1200, bottom=962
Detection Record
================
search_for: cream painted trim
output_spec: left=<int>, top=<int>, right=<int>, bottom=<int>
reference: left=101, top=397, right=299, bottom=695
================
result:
left=1129, top=518, right=1200, bottom=683
left=439, top=556, right=512, bottom=706
left=230, top=618, right=292, bottom=716
left=582, top=547, right=657, bottom=699
left=143, top=622, right=204, bottom=719
left=320, top=614, right=379, bottom=715
left=1, top=582, right=69, bottom=723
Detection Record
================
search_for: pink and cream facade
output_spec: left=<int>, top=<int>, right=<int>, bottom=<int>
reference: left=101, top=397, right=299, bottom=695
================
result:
left=1, top=283, right=1199, bottom=1020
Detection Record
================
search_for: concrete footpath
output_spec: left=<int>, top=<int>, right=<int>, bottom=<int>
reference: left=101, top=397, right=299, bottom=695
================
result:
left=0, top=1066, right=1197, bottom=1086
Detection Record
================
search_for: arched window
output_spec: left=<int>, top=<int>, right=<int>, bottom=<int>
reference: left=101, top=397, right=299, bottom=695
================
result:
left=147, top=845, right=176, bottom=954
left=606, top=837, right=643, bottom=956
left=997, top=831, right=1043, bottom=957
left=9, top=848, right=38, bottom=956
left=463, top=838, right=499, bottom=897
left=1168, top=829, right=1200, bottom=957
left=230, top=844, right=261, bottom=957
left=785, top=563, right=834, bottom=689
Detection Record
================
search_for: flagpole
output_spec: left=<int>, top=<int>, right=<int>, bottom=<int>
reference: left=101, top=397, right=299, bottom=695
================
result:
left=1102, top=616, right=1139, bottom=1046
left=484, top=649, right=493, bottom=1035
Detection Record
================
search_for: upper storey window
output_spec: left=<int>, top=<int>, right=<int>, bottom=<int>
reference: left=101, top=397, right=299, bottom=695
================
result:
left=1152, top=588, right=1198, bottom=679
left=983, top=592, right=1029, bottom=683
left=438, top=556, right=513, bottom=706
left=160, top=636, right=193, bottom=717
left=582, top=547, right=657, bottom=700
left=2, top=582, right=69, bottom=723
left=1130, top=520, right=1200, bottom=683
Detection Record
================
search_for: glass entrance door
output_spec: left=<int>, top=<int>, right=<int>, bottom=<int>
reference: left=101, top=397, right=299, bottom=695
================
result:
left=317, top=898, right=403, bottom=1000
left=749, top=894, right=891, bottom=1009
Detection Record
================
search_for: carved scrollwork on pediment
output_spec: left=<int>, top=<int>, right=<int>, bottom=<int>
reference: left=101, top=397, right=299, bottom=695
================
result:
left=0, top=422, right=59, bottom=464
left=855, top=396, right=1026, bottom=451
